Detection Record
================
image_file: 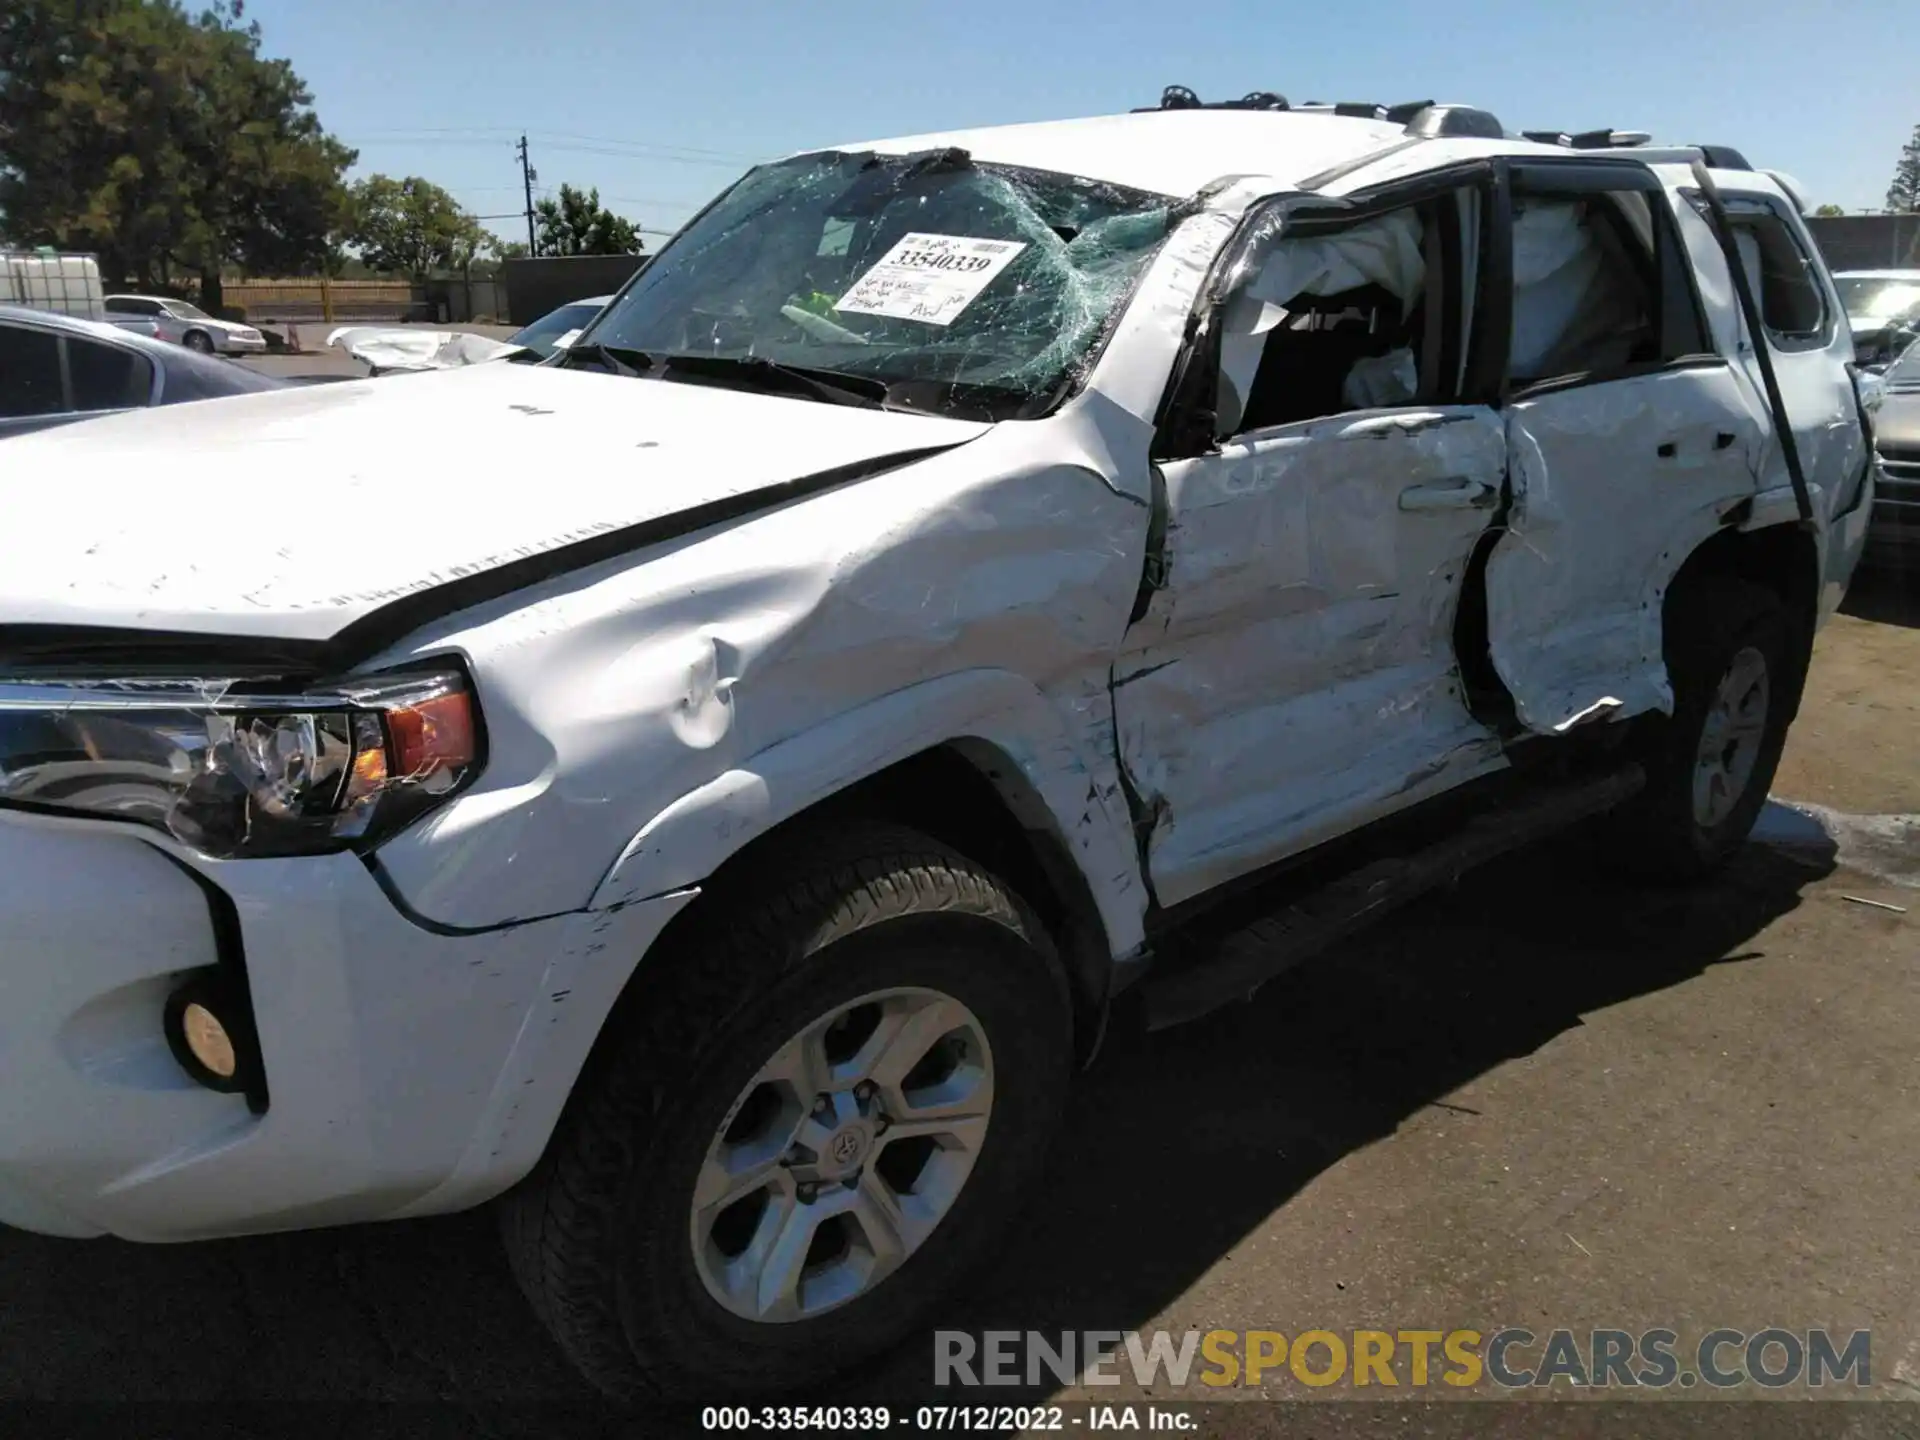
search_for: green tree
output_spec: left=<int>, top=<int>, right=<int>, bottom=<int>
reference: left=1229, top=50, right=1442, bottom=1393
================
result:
left=0, top=0, right=355, bottom=310
left=1812, top=204, right=1846, bottom=218
left=535, top=183, right=645, bottom=256
left=346, top=174, right=490, bottom=278
left=1889, top=124, right=1920, bottom=213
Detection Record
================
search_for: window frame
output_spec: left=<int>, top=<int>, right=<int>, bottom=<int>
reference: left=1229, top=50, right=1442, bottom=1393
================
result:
left=0, top=319, right=159, bottom=420
left=1150, top=159, right=1505, bottom=460
left=1499, top=158, right=1719, bottom=402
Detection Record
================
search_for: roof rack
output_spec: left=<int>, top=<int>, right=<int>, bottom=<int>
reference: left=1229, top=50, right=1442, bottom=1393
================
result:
left=1136, top=88, right=1506, bottom=138
left=1133, top=88, right=1754, bottom=171
left=1401, top=104, right=1505, bottom=139
left=1520, top=129, right=1754, bottom=170
left=1136, top=86, right=1292, bottom=112
left=1292, top=99, right=1437, bottom=124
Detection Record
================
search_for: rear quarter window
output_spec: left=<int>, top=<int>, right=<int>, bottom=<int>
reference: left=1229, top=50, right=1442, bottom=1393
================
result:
left=0, top=324, right=65, bottom=417
left=1730, top=211, right=1827, bottom=344
left=67, top=336, right=153, bottom=411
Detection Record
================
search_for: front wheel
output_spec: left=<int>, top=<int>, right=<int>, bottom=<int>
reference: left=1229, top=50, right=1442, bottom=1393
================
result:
left=500, top=824, right=1073, bottom=1399
left=1605, top=577, right=1797, bottom=880
left=182, top=330, right=215, bottom=354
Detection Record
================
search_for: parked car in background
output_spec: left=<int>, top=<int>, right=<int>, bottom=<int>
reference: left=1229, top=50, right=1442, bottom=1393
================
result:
left=0, top=304, right=285, bottom=437
left=505, top=294, right=614, bottom=358
left=1865, top=334, right=1920, bottom=569
left=327, top=295, right=616, bottom=374
left=103, top=294, right=267, bottom=356
left=1833, top=269, right=1920, bottom=369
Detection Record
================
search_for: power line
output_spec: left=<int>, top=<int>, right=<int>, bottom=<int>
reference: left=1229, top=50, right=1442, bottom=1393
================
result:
left=345, top=133, right=755, bottom=168
left=345, top=127, right=760, bottom=164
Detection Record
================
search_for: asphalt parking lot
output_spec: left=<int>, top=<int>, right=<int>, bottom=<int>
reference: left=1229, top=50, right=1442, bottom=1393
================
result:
left=0, top=572, right=1914, bottom=1418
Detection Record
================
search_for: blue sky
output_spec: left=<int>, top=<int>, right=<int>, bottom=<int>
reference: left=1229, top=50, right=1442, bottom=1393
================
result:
left=248, top=0, right=1913, bottom=249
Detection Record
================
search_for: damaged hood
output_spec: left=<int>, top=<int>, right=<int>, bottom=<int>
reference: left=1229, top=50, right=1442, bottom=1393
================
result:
left=327, top=326, right=528, bottom=373
left=0, top=363, right=987, bottom=648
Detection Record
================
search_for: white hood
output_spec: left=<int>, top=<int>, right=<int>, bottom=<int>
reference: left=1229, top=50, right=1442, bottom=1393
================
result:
left=0, top=362, right=986, bottom=645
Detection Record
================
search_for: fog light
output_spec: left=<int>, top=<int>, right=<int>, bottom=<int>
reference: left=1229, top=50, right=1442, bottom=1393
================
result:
left=181, top=1001, right=237, bottom=1080
left=164, top=974, right=255, bottom=1096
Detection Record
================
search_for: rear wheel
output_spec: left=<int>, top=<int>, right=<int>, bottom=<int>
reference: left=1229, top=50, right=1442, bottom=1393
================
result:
left=1605, top=577, right=1795, bottom=880
left=500, top=824, right=1073, bottom=1399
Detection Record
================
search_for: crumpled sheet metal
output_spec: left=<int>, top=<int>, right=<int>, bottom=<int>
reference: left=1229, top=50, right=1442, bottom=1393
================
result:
left=1114, top=408, right=1509, bottom=906
left=1486, top=366, right=1769, bottom=735
left=368, top=414, right=1155, bottom=950
left=326, top=326, right=524, bottom=373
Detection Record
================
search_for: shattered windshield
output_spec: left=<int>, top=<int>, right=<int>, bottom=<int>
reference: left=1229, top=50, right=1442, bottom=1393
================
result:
left=510, top=300, right=605, bottom=359
left=575, top=150, right=1177, bottom=420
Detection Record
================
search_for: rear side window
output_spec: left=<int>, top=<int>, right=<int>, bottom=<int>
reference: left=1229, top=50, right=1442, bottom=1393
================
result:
left=67, top=336, right=152, bottom=411
left=1508, top=196, right=1659, bottom=385
left=1730, top=211, right=1826, bottom=343
left=0, top=324, right=65, bottom=417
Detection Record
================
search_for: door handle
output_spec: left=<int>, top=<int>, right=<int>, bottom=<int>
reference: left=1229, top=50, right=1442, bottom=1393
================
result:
left=1399, top=477, right=1497, bottom=511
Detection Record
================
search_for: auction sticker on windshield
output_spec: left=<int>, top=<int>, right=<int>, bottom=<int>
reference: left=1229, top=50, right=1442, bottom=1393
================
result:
left=834, top=232, right=1027, bottom=327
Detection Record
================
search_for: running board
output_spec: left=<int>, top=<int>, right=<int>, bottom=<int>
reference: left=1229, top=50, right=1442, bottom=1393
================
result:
left=1138, top=764, right=1646, bottom=1031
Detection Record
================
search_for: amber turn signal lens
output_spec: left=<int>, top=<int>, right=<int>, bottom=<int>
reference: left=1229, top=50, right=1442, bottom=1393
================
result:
left=386, top=690, right=478, bottom=779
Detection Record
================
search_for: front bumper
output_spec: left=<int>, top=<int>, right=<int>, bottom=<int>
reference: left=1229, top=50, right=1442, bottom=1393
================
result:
left=1862, top=450, right=1920, bottom=569
left=0, top=807, right=693, bottom=1242
left=216, top=334, right=268, bottom=354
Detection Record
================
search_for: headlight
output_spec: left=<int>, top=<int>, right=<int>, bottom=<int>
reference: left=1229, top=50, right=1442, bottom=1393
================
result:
left=0, top=668, right=480, bottom=858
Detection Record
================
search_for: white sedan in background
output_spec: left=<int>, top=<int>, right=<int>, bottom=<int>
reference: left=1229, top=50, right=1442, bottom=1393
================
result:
left=102, top=294, right=267, bottom=355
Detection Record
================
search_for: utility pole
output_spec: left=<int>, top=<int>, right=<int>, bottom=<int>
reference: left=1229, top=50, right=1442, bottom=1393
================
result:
left=516, top=134, right=538, bottom=256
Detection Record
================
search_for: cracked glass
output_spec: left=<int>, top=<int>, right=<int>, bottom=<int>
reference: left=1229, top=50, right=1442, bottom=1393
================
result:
left=579, top=151, right=1178, bottom=420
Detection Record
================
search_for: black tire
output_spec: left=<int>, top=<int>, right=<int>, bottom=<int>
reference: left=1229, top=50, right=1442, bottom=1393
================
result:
left=1605, top=576, right=1795, bottom=881
left=182, top=329, right=215, bottom=354
left=500, top=822, right=1073, bottom=1400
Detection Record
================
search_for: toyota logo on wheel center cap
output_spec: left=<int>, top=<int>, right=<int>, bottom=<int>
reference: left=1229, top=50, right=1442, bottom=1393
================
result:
left=828, top=1127, right=867, bottom=1169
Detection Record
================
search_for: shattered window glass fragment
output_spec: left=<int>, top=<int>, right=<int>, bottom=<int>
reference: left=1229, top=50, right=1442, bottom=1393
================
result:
left=580, top=151, right=1177, bottom=420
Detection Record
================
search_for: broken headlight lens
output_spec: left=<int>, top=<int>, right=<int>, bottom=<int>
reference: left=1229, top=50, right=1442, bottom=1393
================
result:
left=0, top=670, right=480, bottom=858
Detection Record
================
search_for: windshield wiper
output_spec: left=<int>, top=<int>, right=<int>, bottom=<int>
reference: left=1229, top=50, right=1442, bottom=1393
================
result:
left=659, top=353, right=892, bottom=409
left=559, top=342, right=655, bottom=377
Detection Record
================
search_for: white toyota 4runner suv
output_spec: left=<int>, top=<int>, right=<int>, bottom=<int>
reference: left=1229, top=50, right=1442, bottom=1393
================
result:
left=0, top=89, right=1878, bottom=1398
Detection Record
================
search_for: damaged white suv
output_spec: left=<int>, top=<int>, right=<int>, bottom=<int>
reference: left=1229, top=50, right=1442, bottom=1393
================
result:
left=0, top=90, right=1876, bottom=1398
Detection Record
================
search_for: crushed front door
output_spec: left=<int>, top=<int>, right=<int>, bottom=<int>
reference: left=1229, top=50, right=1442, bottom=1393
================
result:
left=1113, top=184, right=1508, bottom=909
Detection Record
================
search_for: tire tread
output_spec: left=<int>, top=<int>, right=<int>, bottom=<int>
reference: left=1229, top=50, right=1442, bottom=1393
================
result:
left=500, top=822, right=1062, bottom=1398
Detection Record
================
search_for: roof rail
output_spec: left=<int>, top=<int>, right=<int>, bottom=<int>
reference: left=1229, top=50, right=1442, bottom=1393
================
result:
left=1136, top=85, right=1291, bottom=113
left=1520, top=130, right=1754, bottom=171
left=1132, top=90, right=1758, bottom=173
left=1136, top=87, right=1505, bottom=136
left=1404, top=104, right=1505, bottom=139
left=1292, top=99, right=1437, bottom=123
